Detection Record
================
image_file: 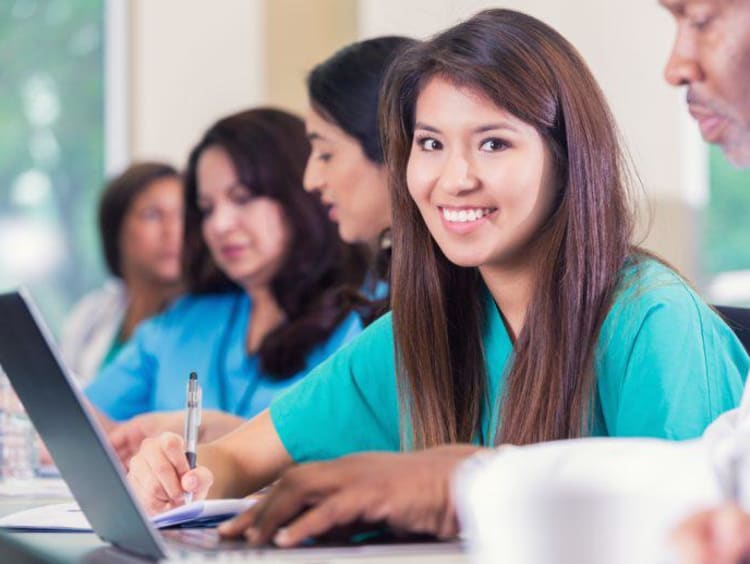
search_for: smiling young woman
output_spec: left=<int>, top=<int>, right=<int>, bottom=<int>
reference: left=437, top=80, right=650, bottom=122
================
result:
left=124, top=9, right=747, bottom=540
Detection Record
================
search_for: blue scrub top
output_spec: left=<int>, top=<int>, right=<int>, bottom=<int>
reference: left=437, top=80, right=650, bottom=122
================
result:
left=85, top=292, right=363, bottom=421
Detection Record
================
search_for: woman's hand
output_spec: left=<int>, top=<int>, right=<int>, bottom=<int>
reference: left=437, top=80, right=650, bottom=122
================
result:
left=127, top=432, right=213, bottom=515
left=218, top=445, right=481, bottom=547
left=108, top=412, right=183, bottom=468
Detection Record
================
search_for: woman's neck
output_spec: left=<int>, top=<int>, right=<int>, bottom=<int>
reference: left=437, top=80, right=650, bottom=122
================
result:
left=244, top=285, right=286, bottom=354
left=479, top=262, right=537, bottom=342
left=121, top=276, right=182, bottom=341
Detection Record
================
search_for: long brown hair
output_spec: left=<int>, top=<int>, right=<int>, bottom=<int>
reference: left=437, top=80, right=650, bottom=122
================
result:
left=308, top=36, right=417, bottom=320
left=381, top=9, right=635, bottom=448
left=183, top=108, right=368, bottom=378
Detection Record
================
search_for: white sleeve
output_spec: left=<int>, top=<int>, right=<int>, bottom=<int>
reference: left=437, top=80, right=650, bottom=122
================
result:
left=454, top=436, right=724, bottom=553
left=455, top=438, right=723, bottom=563
left=704, top=372, right=750, bottom=505
left=458, top=437, right=719, bottom=503
left=454, top=375, right=750, bottom=543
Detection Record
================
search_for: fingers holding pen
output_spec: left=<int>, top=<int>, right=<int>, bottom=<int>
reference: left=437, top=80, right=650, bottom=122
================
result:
left=181, top=466, right=213, bottom=500
left=139, top=434, right=186, bottom=504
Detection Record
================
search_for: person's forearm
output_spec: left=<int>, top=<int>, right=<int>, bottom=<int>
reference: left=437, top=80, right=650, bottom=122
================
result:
left=198, top=410, right=246, bottom=442
left=196, top=441, right=248, bottom=499
left=199, top=409, right=293, bottom=499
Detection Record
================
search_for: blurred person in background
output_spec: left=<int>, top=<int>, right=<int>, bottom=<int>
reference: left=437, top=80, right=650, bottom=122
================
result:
left=60, top=162, right=184, bottom=383
left=85, top=108, right=367, bottom=465
left=304, top=35, right=416, bottom=314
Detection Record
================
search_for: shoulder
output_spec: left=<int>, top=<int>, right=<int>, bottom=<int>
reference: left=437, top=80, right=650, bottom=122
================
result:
left=66, top=280, right=127, bottom=320
left=157, top=292, right=244, bottom=323
left=325, top=310, right=365, bottom=347
left=134, top=292, right=245, bottom=341
left=61, top=280, right=127, bottom=340
left=603, top=256, right=708, bottom=340
left=355, top=311, right=394, bottom=350
left=317, top=311, right=394, bottom=370
left=597, top=255, right=745, bottom=368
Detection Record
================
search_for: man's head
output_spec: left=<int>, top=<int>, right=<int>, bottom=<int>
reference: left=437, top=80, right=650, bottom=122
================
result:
left=660, top=0, right=750, bottom=166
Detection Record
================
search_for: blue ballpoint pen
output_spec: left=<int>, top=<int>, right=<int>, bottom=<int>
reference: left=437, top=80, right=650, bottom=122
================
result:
left=183, top=372, right=201, bottom=505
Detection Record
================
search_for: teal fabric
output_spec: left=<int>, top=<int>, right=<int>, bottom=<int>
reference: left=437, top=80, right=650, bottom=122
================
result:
left=270, top=259, right=749, bottom=461
left=85, top=292, right=363, bottom=421
left=99, top=332, right=126, bottom=374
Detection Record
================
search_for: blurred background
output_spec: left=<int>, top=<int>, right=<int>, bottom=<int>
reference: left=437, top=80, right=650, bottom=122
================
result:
left=1, top=0, right=748, bottom=335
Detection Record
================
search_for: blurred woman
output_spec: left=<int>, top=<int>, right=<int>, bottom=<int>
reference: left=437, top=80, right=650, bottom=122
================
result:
left=304, top=36, right=416, bottom=308
left=85, top=108, right=367, bottom=462
left=60, top=162, right=184, bottom=383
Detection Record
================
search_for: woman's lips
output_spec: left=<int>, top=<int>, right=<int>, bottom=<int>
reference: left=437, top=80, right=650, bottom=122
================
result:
left=219, top=245, right=246, bottom=260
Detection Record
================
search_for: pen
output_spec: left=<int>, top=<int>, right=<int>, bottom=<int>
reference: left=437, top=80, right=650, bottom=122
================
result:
left=183, top=371, right=201, bottom=505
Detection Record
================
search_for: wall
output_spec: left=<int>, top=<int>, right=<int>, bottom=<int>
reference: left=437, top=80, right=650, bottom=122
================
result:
left=266, top=0, right=357, bottom=114
left=128, top=0, right=265, bottom=167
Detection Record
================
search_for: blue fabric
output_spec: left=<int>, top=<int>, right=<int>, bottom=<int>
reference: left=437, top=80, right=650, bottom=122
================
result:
left=85, top=292, right=363, bottom=421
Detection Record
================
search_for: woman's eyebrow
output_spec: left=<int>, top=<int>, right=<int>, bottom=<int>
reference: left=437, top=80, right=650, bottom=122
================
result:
left=413, top=122, right=519, bottom=133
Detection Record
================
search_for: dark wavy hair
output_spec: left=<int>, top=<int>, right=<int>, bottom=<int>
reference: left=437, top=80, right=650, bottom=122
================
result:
left=307, top=36, right=416, bottom=307
left=98, top=161, right=180, bottom=277
left=183, top=108, right=367, bottom=378
left=382, top=9, right=637, bottom=448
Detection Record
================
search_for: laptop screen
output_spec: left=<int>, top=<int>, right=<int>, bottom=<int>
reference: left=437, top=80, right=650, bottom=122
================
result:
left=0, top=290, right=166, bottom=560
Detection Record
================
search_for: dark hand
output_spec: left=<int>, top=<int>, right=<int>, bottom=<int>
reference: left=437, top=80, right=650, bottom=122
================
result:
left=217, top=445, right=481, bottom=547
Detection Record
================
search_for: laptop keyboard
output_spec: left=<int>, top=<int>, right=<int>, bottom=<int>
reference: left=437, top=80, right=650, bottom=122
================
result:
left=163, top=527, right=262, bottom=555
left=161, top=529, right=467, bottom=562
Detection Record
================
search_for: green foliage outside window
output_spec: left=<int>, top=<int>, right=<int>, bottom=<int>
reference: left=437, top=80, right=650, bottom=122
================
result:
left=703, top=146, right=750, bottom=276
left=0, top=0, right=105, bottom=334
left=702, top=146, right=750, bottom=275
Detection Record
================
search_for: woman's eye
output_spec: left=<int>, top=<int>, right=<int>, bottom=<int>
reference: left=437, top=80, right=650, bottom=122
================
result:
left=690, top=15, right=712, bottom=30
left=479, top=138, right=508, bottom=152
left=318, top=153, right=332, bottom=163
left=417, top=137, right=442, bottom=151
left=228, top=189, right=254, bottom=206
left=197, top=205, right=212, bottom=218
left=231, top=196, right=252, bottom=207
left=686, top=9, right=715, bottom=31
left=139, top=208, right=161, bottom=221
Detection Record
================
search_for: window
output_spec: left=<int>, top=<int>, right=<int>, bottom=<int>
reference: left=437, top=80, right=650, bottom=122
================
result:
left=0, top=0, right=106, bottom=333
left=703, top=146, right=750, bottom=304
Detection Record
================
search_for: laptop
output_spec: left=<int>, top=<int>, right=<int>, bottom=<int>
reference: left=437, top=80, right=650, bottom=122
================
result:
left=0, top=290, right=465, bottom=562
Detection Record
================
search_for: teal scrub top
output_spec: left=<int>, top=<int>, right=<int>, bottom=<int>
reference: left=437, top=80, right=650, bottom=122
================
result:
left=270, top=258, right=749, bottom=462
left=85, top=292, right=363, bottom=421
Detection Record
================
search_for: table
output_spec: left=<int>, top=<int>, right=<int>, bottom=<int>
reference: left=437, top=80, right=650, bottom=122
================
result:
left=0, top=492, right=470, bottom=563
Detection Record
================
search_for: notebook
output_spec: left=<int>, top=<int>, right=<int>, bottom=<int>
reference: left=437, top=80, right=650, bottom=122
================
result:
left=0, top=498, right=255, bottom=531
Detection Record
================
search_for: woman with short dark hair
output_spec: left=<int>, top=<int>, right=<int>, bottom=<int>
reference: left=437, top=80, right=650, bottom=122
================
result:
left=61, top=162, right=183, bottom=382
